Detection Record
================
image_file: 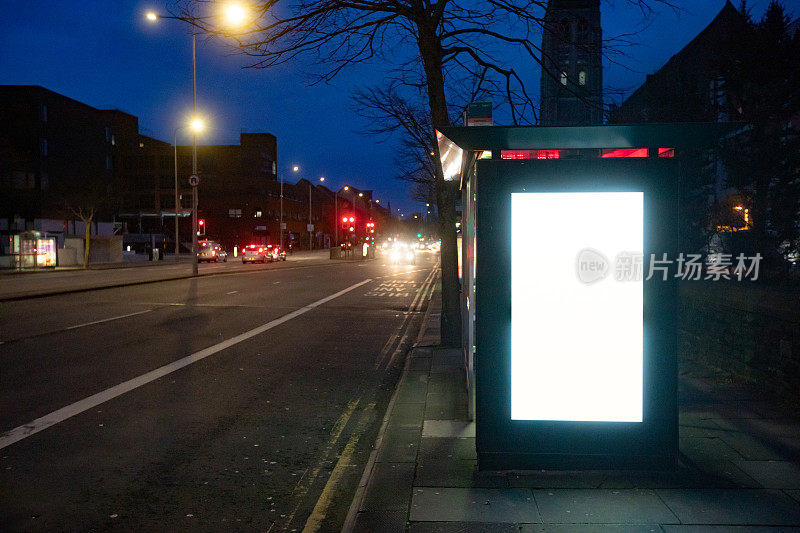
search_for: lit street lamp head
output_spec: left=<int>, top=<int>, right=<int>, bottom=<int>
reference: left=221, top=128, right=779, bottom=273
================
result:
left=190, top=117, right=205, bottom=132
left=223, top=3, right=249, bottom=27
left=293, top=165, right=299, bottom=172
left=146, top=12, right=158, bottom=22
left=319, top=177, right=325, bottom=182
left=343, top=186, right=349, bottom=191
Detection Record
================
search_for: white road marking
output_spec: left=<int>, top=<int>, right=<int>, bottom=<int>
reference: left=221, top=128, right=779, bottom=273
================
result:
left=0, top=279, right=372, bottom=450
left=226, top=291, right=238, bottom=295
left=64, top=309, right=153, bottom=331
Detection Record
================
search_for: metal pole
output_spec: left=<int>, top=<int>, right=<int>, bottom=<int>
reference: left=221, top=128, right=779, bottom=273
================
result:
left=309, top=183, right=312, bottom=250
left=280, top=176, right=283, bottom=250
left=174, top=127, right=180, bottom=262
left=191, top=31, right=198, bottom=277
left=335, top=192, right=338, bottom=246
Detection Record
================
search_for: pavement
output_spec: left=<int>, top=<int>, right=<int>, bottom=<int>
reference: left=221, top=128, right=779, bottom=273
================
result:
left=345, top=280, right=800, bottom=532
left=0, top=249, right=336, bottom=300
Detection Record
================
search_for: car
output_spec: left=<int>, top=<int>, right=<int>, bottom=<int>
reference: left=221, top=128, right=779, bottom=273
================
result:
left=197, top=240, right=227, bottom=262
left=266, top=245, right=287, bottom=262
left=242, top=244, right=269, bottom=263
left=389, top=242, right=416, bottom=265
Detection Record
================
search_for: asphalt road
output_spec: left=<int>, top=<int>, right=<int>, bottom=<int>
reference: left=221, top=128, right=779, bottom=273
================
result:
left=0, top=250, right=438, bottom=531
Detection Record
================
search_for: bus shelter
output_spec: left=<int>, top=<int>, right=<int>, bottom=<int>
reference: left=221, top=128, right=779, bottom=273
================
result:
left=439, top=123, right=726, bottom=470
left=10, top=231, right=57, bottom=270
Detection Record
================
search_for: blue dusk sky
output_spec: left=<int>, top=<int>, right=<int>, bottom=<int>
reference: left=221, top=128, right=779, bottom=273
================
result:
left=0, top=1, right=785, bottom=214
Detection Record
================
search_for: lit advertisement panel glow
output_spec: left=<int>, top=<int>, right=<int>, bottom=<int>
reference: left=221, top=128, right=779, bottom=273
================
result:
left=511, top=192, right=643, bottom=422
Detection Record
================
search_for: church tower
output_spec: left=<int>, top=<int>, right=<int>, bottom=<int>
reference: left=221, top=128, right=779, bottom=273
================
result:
left=540, top=0, right=603, bottom=125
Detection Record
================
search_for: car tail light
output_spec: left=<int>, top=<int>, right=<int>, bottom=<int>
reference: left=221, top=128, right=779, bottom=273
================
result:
left=258, top=248, right=263, bottom=252
left=212, top=250, right=217, bottom=256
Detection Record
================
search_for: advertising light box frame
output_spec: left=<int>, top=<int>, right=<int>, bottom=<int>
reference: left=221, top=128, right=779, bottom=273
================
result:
left=476, top=157, right=679, bottom=470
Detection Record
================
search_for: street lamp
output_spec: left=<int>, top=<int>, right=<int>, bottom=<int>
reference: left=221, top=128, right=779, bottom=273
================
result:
left=146, top=11, right=202, bottom=276
left=146, top=4, right=250, bottom=275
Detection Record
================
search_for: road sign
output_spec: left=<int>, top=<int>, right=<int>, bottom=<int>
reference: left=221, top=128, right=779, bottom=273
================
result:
left=307, top=224, right=314, bottom=232
left=465, top=101, right=493, bottom=126
left=188, top=174, right=200, bottom=187
left=280, top=222, right=286, bottom=230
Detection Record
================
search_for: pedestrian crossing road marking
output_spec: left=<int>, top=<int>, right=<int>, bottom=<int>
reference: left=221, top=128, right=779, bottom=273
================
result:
left=364, top=280, right=419, bottom=297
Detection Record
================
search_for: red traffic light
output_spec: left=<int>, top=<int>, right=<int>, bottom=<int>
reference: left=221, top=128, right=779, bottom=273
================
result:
left=349, top=217, right=354, bottom=222
left=342, top=217, right=348, bottom=223
left=199, top=220, right=205, bottom=226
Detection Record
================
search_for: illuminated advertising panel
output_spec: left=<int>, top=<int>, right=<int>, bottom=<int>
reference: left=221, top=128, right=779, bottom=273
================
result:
left=511, top=192, right=643, bottom=423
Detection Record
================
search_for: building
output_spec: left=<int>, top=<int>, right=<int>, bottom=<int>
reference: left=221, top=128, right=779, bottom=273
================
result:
left=1, top=85, right=395, bottom=263
left=121, top=131, right=279, bottom=254
left=608, top=1, right=800, bottom=262
left=0, top=85, right=139, bottom=235
left=608, top=1, right=747, bottom=125
left=539, top=0, right=603, bottom=126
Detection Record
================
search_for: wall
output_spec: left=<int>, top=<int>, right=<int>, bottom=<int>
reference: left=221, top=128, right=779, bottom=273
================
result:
left=87, top=235, right=122, bottom=264
left=679, top=280, right=800, bottom=401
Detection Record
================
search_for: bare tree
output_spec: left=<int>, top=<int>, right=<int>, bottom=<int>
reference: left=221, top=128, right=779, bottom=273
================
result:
left=189, top=0, right=677, bottom=346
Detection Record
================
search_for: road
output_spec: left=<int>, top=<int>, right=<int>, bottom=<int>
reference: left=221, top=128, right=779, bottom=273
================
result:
left=0, top=250, right=438, bottom=531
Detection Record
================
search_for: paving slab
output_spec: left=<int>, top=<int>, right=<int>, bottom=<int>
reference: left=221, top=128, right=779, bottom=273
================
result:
left=409, top=356, right=433, bottom=372
left=427, top=370, right=466, bottom=394
left=415, top=458, right=478, bottom=487
left=376, top=427, right=422, bottom=463
left=678, top=460, right=760, bottom=489
left=410, top=487, right=540, bottom=523
left=719, top=433, right=789, bottom=461
left=410, top=522, right=519, bottom=532
left=351, top=510, right=408, bottom=533
left=419, top=437, right=477, bottom=462
left=710, top=418, right=800, bottom=437
left=387, top=402, right=426, bottom=430
left=661, top=527, right=800, bottom=533
left=532, top=489, right=679, bottom=524
left=424, top=395, right=468, bottom=420
left=680, top=437, right=746, bottom=463
left=656, top=489, right=800, bottom=525
left=422, top=420, right=474, bottom=438
left=412, top=347, right=434, bottom=358
left=520, top=525, right=665, bottom=533
left=786, top=490, right=800, bottom=504
left=360, top=462, right=416, bottom=512
left=733, top=460, right=800, bottom=489
left=510, top=470, right=607, bottom=489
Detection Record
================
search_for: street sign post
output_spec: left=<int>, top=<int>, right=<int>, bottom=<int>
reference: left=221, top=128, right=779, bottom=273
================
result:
left=188, top=174, right=199, bottom=187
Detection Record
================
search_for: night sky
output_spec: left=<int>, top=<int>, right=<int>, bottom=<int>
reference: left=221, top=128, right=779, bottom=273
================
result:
left=0, top=1, right=783, bottom=214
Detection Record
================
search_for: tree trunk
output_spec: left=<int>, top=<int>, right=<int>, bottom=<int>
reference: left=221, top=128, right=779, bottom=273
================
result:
left=83, top=215, right=92, bottom=269
left=417, top=26, right=461, bottom=347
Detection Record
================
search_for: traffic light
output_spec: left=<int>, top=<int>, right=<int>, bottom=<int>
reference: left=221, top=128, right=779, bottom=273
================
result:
left=366, top=222, right=375, bottom=234
left=198, top=219, right=206, bottom=236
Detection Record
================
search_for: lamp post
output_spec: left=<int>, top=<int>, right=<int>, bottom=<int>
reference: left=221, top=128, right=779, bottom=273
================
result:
left=146, top=12, right=202, bottom=275
left=173, top=126, right=184, bottom=262
left=146, top=4, right=251, bottom=275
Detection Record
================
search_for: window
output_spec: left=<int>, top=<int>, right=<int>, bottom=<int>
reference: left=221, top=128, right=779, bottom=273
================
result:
left=105, top=126, right=112, bottom=143
left=558, top=18, right=570, bottom=41
left=106, top=154, right=113, bottom=169
left=254, top=210, right=263, bottom=218
left=577, top=18, right=589, bottom=41
left=229, top=208, right=242, bottom=218
left=40, top=138, right=48, bottom=156
left=560, top=71, right=568, bottom=86
left=579, top=71, right=587, bottom=86
left=39, top=104, right=47, bottom=122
